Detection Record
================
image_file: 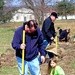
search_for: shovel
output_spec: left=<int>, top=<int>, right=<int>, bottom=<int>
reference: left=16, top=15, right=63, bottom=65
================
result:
left=55, top=34, right=58, bottom=59
left=56, top=34, right=58, bottom=52
left=22, top=30, right=25, bottom=75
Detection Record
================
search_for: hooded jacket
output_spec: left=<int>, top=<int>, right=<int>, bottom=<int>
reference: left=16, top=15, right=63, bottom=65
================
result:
left=12, top=26, right=46, bottom=61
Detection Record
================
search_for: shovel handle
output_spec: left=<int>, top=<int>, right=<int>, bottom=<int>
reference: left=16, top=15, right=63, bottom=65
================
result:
left=55, top=35, right=58, bottom=59
left=54, top=35, right=58, bottom=50
left=22, top=30, right=25, bottom=74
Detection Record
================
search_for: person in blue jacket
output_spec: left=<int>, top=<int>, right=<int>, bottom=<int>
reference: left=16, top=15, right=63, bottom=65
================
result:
left=12, top=20, right=46, bottom=75
left=59, top=29, right=70, bottom=42
left=42, top=12, right=58, bottom=58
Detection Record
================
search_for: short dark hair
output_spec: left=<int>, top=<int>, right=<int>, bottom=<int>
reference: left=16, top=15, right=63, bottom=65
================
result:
left=27, top=20, right=38, bottom=29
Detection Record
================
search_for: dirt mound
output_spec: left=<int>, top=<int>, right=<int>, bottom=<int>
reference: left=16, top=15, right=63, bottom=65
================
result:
left=0, top=48, right=16, bottom=67
left=40, top=42, right=75, bottom=75
left=59, top=50, right=75, bottom=75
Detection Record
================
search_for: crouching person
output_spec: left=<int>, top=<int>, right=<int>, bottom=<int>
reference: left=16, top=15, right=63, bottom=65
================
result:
left=59, top=29, right=70, bottom=42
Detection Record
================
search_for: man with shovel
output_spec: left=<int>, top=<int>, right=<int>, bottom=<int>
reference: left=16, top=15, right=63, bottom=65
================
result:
left=42, top=12, right=58, bottom=58
left=12, top=20, right=46, bottom=75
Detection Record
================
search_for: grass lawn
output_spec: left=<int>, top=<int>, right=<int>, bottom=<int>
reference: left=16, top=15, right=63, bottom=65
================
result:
left=0, top=28, right=13, bottom=54
left=0, top=66, right=19, bottom=75
left=0, top=22, right=22, bottom=55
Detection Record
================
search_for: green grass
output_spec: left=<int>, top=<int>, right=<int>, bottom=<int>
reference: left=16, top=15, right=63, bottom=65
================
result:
left=71, top=59, right=75, bottom=69
left=0, top=28, right=14, bottom=54
left=0, top=66, right=19, bottom=75
left=0, top=22, right=22, bottom=55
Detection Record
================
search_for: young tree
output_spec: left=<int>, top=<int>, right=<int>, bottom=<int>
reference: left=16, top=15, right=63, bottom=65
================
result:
left=56, top=0, right=75, bottom=19
left=0, top=0, right=4, bottom=10
left=0, top=0, right=4, bottom=23
left=0, top=0, right=18, bottom=23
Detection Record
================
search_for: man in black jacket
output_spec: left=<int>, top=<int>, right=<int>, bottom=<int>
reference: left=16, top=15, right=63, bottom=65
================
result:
left=42, top=12, right=58, bottom=58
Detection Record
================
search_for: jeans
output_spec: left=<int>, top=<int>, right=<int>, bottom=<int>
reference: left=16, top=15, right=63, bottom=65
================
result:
left=16, top=56, right=41, bottom=75
left=43, top=40, right=54, bottom=58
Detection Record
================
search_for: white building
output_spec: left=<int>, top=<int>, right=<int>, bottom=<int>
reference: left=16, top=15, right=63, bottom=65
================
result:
left=10, top=8, right=75, bottom=22
left=57, top=15, right=75, bottom=20
left=10, top=8, right=35, bottom=22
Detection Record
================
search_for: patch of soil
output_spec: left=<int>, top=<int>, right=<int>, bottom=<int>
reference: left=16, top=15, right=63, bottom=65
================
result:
left=0, top=48, right=16, bottom=67
left=40, top=42, right=75, bottom=75
left=0, top=41, right=75, bottom=75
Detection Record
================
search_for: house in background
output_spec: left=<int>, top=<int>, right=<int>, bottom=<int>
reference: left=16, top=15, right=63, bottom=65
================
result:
left=10, top=7, right=75, bottom=22
left=57, top=15, right=75, bottom=20
left=10, top=8, right=35, bottom=22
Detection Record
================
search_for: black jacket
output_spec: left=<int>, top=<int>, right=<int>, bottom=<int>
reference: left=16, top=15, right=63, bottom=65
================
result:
left=42, top=17, right=56, bottom=42
left=59, top=30, right=69, bottom=40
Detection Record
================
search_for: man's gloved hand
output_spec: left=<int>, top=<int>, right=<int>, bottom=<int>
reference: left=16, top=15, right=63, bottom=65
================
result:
left=20, top=44, right=26, bottom=50
left=50, top=37, right=54, bottom=40
left=41, top=56, right=45, bottom=64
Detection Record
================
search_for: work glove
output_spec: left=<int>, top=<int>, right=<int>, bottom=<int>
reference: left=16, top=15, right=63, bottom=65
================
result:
left=41, top=56, right=45, bottom=64
left=20, top=44, right=26, bottom=50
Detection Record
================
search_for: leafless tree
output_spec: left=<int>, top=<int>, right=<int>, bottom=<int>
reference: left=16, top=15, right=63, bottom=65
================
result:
left=19, top=0, right=53, bottom=26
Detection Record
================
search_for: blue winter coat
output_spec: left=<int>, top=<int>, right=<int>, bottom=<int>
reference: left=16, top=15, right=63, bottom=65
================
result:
left=12, top=26, right=46, bottom=61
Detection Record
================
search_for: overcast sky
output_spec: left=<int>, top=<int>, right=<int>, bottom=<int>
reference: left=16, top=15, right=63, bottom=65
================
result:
left=11, top=0, right=62, bottom=6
